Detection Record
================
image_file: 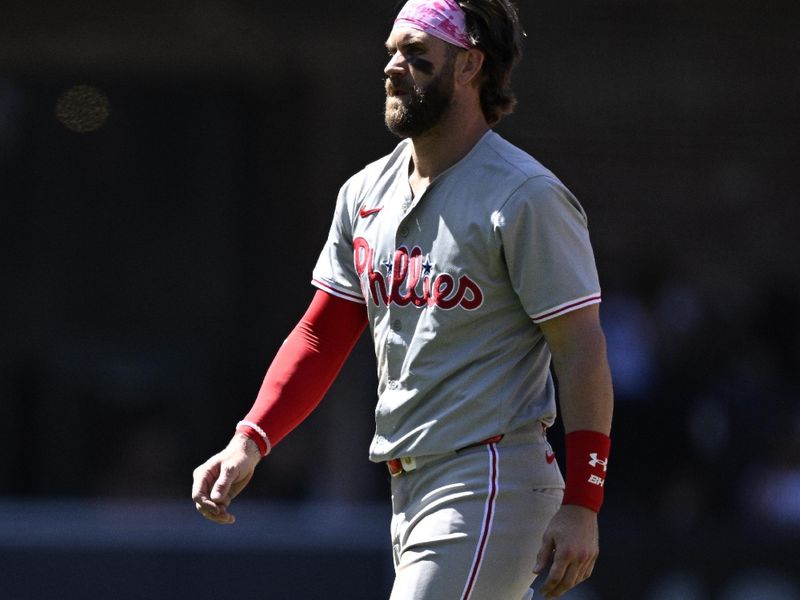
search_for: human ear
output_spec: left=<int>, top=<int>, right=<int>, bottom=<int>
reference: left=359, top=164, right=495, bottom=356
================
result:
left=456, top=48, right=485, bottom=87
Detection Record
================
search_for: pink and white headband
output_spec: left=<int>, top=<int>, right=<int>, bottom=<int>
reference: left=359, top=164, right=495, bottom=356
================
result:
left=394, top=0, right=472, bottom=50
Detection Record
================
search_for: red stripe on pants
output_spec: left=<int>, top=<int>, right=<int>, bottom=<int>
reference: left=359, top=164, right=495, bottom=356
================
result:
left=461, top=442, right=500, bottom=600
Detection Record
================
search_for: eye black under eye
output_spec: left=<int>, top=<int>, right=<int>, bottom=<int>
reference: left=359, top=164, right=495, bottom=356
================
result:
left=407, top=55, right=434, bottom=74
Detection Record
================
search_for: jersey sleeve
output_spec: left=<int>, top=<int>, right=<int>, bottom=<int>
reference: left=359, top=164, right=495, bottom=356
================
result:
left=311, top=178, right=366, bottom=304
left=495, top=175, right=601, bottom=323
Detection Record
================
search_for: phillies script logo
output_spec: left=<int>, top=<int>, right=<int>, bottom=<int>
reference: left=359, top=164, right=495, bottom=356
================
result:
left=354, top=237, right=484, bottom=310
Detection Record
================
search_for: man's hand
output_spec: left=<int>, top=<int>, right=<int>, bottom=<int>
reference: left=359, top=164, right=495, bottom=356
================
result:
left=191, top=433, right=263, bottom=525
left=534, top=504, right=600, bottom=598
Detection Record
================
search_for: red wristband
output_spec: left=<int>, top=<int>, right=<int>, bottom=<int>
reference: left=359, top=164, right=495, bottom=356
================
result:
left=562, top=430, right=611, bottom=513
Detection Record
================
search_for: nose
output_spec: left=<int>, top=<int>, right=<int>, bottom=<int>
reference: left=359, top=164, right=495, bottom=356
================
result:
left=384, top=50, right=407, bottom=78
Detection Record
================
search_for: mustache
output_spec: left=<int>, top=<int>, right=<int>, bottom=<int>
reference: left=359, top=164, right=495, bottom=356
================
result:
left=385, top=77, right=415, bottom=96
left=385, top=78, right=400, bottom=95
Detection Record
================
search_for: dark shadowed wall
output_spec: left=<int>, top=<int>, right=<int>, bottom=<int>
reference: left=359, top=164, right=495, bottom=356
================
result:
left=1, top=1, right=799, bottom=598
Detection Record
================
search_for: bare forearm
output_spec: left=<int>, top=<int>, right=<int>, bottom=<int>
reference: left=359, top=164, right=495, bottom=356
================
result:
left=551, top=326, right=613, bottom=434
left=540, top=304, right=613, bottom=434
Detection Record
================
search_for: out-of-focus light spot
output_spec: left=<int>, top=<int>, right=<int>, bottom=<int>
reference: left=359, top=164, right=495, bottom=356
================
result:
left=55, top=84, right=110, bottom=133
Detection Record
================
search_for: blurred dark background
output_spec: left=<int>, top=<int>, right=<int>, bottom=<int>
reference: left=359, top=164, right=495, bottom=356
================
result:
left=1, top=1, right=799, bottom=598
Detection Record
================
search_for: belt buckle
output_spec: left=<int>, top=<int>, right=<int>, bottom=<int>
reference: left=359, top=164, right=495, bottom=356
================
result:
left=387, top=456, right=417, bottom=477
left=387, top=459, right=403, bottom=477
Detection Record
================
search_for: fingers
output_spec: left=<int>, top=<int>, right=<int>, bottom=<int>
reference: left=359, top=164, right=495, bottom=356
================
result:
left=533, top=533, right=554, bottom=575
left=210, top=463, right=238, bottom=504
left=538, top=548, right=598, bottom=599
left=191, top=460, right=237, bottom=525
left=578, top=561, right=595, bottom=585
left=191, top=462, right=218, bottom=509
left=538, top=544, right=568, bottom=598
left=540, top=560, right=583, bottom=598
left=194, top=501, right=236, bottom=525
left=192, top=439, right=260, bottom=526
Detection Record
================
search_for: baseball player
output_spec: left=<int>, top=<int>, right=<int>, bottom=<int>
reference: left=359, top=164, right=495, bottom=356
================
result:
left=192, top=1, right=614, bottom=598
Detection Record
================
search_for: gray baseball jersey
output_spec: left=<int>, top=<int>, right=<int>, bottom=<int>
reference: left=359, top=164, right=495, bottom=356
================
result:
left=312, top=131, right=600, bottom=463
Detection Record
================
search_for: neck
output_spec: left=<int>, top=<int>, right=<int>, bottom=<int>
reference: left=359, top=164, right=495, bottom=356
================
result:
left=408, top=110, right=489, bottom=188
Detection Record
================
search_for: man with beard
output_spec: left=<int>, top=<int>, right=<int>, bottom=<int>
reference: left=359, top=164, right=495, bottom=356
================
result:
left=192, top=1, right=614, bottom=599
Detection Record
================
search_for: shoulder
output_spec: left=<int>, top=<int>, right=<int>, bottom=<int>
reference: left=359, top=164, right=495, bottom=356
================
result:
left=479, top=147, right=587, bottom=226
left=496, top=175, right=588, bottom=229
left=340, top=139, right=410, bottom=199
left=460, top=132, right=572, bottom=209
left=479, top=132, right=557, bottom=181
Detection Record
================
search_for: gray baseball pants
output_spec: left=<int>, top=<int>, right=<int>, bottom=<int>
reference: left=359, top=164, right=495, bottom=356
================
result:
left=388, top=423, right=564, bottom=600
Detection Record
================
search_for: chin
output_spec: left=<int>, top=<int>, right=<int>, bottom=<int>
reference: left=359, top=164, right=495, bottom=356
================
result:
left=385, top=119, right=410, bottom=139
left=384, top=107, right=407, bottom=135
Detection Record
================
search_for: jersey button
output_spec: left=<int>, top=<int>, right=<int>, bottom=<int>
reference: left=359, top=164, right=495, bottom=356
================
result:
left=398, top=226, right=409, bottom=238
left=391, top=319, right=402, bottom=332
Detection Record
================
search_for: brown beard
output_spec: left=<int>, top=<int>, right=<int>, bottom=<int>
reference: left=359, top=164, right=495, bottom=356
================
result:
left=384, top=57, right=456, bottom=139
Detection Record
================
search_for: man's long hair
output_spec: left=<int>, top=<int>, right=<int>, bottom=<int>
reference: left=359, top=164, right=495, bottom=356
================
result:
left=458, top=0, right=525, bottom=126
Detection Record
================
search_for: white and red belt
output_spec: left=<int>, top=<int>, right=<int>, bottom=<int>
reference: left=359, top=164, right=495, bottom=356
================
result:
left=386, top=434, right=504, bottom=477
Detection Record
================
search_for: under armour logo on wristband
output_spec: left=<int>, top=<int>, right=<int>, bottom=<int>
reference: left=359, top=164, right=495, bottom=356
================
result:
left=564, top=430, right=611, bottom=513
left=588, top=453, right=608, bottom=472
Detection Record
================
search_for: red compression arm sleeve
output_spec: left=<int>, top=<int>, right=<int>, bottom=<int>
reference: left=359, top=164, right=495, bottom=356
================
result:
left=242, top=290, right=368, bottom=447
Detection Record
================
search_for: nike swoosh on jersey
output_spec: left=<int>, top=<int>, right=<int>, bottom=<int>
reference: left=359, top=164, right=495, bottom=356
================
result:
left=359, top=206, right=383, bottom=218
